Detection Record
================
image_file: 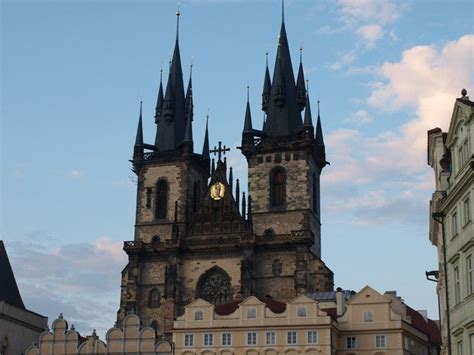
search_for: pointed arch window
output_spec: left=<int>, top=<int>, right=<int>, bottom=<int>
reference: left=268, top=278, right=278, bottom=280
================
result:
left=149, top=288, right=161, bottom=308
left=312, top=172, right=319, bottom=213
left=156, top=179, right=168, bottom=219
left=270, top=167, right=286, bottom=207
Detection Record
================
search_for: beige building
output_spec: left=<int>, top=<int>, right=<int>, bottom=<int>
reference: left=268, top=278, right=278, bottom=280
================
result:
left=0, top=241, right=48, bottom=355
left=24, top=314, right=173, bottom=355
left=428, top=89, right=474, bottom=355
left=172, top=286, right=440, bottom=355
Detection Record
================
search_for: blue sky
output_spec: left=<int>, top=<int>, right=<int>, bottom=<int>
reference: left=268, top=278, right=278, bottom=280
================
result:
left=2, top=0, right=473, bottom=337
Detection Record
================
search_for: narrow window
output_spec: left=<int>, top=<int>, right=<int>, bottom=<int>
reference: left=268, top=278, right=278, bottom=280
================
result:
left=272, top=259, right=282, bottom=276
left=247, top=332, right=257, bottom=346
left=457, top=340, right=463, bottom=355
left=307, top=330, right=318, bottom=344
left=464, top=197, right=471, bottom=224
left=375, top=335, right=386, bottom=348
left=287, top=331, right=297, bottom=345
left=150, top=320, right=158, bottom=331
left=452, top=211, right=458, bottom=236
left=297, top=306, right=307, bottom=317
left=247, top=308, right=256, bottom=319
left=194, top=310, right=203, bottom=320
left=149, top=288, right=160, bottom=308
left=467, top=255, right=473, bottom=296
left=146, top=188, right=152, bottom=209
left=156, top=179, right=168, bottom=219
left=312, top=173, right=318, bottom=213
left=364, top=310, right=374, bottom=322
left=454, top=266, right=461, bottom=304
left=266, top=331, right=276, bottom=345
left=346, top=336, right=357, bottom=349
left=203, top=333, right=213, bottom=346
left=270, top=168, right=286, bottom=207
left=222, top=333, right=232, bottom=346
left=184, top=334, right=194, bottom=347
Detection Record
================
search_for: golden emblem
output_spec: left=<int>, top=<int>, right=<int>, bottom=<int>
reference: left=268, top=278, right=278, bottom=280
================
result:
left=210, top=182, right=225, bottom=200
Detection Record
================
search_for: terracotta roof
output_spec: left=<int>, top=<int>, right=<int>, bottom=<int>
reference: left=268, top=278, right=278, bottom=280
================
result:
left=405, top=305, right=441, bottom=344
left=0, top=241, right=25, bottom=309
left=321, top=307, right=338, bottom=320
left=214, top=296, right=286, bottom=316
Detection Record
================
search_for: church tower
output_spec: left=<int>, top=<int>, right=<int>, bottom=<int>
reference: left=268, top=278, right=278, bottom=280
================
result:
left=240, top=7, right=331, bottom=298
left=118, top=4, right=333, bottom=337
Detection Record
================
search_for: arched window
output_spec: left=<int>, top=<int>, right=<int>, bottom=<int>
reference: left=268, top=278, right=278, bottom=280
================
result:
left=150, top=320, right=158, bottom=331
left=196, top=267, right=232, bottom=305
left=270, top=167, right=286, bottom=207
left=194, top=310, right=203, bottom=320
left=312, top=173, right=319, bottom=213
left=156, top=179, right=168, bottom=219
left=272, top=259, right=282, bottom=276
left=149, top=288, right=160, bottom=308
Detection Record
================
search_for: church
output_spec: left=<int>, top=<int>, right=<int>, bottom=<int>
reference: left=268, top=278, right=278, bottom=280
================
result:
left=116, top=4, right=334, bottom=335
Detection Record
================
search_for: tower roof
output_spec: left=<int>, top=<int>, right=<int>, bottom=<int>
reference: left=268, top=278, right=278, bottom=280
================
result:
left=135, top=101, right=144, bottom=147
left=315, top=100, right=324, bottom=146
left=202, top=115, right=210, bottom=160
left=243, top=87, right=253, bottom=134
left=0, top=241, right=25, bottom=309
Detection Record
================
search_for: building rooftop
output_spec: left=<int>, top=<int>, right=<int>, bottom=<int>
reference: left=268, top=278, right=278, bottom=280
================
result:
left=0, top=240, right=25, bottom=309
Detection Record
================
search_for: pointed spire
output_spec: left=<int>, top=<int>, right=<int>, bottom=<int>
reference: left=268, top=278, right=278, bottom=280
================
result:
left=243, top=86, right=253, bottom=133
left=242, top=192, right=246, bottom=218
left=155, top=68, right=164, bottom=124
left=281, top=0, right=285, bottom=24
left=303, top=81, right=313, bottom=132
left=229, top=167, right=233, bottom=196
left=262, top=52, right=272, bottom=112
left=315, top=100, right=324, bottom=146
left=202, top=114, right=210, bottom=159
left=236, top=179, right=240, bottom=209
left=296, top=47, right=306, bottom=111
left=247, top=195, right=252, bottom=223
left=183, top=66, right=193, bottom=147
left=134, top=101, right=144, bottom=147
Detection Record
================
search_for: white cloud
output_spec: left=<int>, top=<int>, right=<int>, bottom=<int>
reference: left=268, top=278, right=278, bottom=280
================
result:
left=357, top=24, right=383, bottom=48
left=68, top=170, right=84, bottom=178
left=344, top=109, right=373, bottom=125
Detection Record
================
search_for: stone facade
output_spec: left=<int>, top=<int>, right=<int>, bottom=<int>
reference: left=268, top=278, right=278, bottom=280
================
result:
left=427, top=90, right=474, bottom=355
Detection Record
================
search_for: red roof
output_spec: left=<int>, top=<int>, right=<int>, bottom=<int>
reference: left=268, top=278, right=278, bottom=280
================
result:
left=214, top=296, right=286, bottom=316
left=405, top=305, right=441, bottom=344
left=321, top=307, right=338, bottom=320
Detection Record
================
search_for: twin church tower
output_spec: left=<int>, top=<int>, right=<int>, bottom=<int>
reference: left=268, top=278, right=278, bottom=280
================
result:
left=117, top=5, right=334, bottom=335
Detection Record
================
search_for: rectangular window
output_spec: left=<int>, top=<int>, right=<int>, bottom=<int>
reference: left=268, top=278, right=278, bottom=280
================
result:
left=346, top=336, right=357, bottom=349
left=265, top=331, right=276, bottom=345
left=287, top=331, right=298, bottom=345
left=364, top=310, right=373, bottom=322
left=222, top=333, right=232, bottom=347
left=467, top=255, right=474, bottom=296
left=247, top=308, right=256, bottom=319
left=307, top=330, right=319, bottom=344
left=376, top=335, right=386, bottom=348
left=464, top=197, right=471, bottom=225
left=184, top=334, right=194, bottom=347
left=470, top=334, right=474, bottom=355
left=247, top=332, right=257, bottom=346
left=203, top=333, right=213, bottom=347
left=455, top=266, right=461, bottom=304
left=452, top=211, right=459, bottom=236
left=457, top=340, right=463, bottom=355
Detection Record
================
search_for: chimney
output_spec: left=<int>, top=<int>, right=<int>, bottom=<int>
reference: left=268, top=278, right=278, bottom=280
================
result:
left=336, top=287, right=346, bottom=316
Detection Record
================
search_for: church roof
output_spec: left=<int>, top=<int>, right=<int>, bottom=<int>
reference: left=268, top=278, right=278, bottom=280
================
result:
left=0, top=240, right=25, bottom=309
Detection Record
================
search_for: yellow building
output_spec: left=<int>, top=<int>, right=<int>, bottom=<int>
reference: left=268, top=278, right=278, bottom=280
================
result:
left=172, top=286, right=440, bottom=355
left=428, top=89, right=474, bottom=354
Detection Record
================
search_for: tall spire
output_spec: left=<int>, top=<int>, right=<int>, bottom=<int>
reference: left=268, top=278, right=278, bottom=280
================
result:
left=262, top=51, right=271, bottom=112
left=243, top=86, right=253, bottom=133
left=263, top=1, right=302, bottom=137
left=303, top=81, right=313, bottom=132
left=155, top=68, right=164, bottom=124
left=183, top=64, right=194, bottom=146
left=315, top=100, right=324, bottom=146
left=135, top=101, right=144, bottom=147
left=296, top=47, right=306, bottom=111
left=156, top=7, right=186, bottom=151
left=202, top=114, right=210, bottom=160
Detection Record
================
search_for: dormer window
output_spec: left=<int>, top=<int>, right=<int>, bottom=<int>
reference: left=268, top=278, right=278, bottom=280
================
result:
left=194, top=310, right=203, bottom=320
left=247, top=308, right=256, bottom=319
left=297, top=306, right=307, bottom=317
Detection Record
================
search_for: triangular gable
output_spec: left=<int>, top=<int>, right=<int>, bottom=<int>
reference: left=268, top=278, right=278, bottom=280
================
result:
left=187, top=159, right=248, bottom=236
left=289, top=294, right=316, bottom=304
left=446, top=99, right=473, bottom=147
left=347, top=285, right=389, bottom=305
left=184, top=298, right=213, bottom=309
left=239, top=296, right=265, bottom=306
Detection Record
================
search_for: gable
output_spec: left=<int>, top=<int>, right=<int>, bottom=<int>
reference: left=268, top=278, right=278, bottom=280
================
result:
left=289, top=294, right=316, bottom=304
left=446, top=100, right=473, bottom=147
left=347, top=285, right=389, bottom=305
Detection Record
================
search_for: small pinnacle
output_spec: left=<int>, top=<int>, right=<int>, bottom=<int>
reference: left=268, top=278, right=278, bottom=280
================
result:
left=461, top=88, right=467, bottom=97
left=300, top=47, right=303, bottom=63
left=247, top=86, right=250, bottom=101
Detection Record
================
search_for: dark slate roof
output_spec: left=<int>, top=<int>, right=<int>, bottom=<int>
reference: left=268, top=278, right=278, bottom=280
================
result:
left=306, top=290, right=352, bottom=301
left=405, top=305, right=441, bottom=344
left=0, top=241, right=25, bottom=309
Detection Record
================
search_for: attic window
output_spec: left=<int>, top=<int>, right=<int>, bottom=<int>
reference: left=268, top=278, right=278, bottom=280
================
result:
left=195, top=310, right=203, bottom=320
left=364, top=311, right=373, bottom=322
left=297, top=306, right=307, bottom=317
left=247, top=308, right=256, bottom=319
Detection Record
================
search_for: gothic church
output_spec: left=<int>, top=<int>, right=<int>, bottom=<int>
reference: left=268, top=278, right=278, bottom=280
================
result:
left=117, top=6, right=334, bottom=335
